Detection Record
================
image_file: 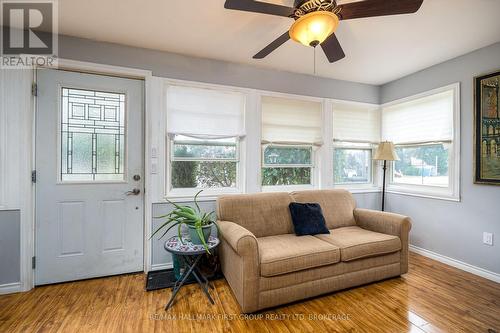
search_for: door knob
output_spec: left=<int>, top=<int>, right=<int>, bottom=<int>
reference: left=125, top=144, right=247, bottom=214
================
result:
left=133, top=174, right=141, bottom=181
left=126, top=188, right=141, bottom=196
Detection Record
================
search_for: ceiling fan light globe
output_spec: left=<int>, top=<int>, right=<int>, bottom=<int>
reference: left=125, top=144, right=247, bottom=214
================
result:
left=289, top=11, right=339, bottom=47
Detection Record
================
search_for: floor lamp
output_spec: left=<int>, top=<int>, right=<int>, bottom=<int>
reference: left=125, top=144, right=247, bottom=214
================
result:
left=374, top=141, right=399, bottom=211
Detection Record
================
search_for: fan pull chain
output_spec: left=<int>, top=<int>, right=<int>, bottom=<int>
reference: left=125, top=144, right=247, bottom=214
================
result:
left=313, top=46, right=316, bottom=75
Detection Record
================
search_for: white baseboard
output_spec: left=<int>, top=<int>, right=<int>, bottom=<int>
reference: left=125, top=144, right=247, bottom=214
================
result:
left=0, top=282, right=22, bottom=295
left=151, top=263, right=173, bottom=271
left=409, top=245, right=500, bottom=283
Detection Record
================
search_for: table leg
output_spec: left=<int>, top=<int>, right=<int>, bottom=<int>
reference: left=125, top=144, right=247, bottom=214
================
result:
left=165, top=255, right=202, bottom=310
left=191, top=269, right=215, bottom=305
left=194, top=267, right=215, bottom=289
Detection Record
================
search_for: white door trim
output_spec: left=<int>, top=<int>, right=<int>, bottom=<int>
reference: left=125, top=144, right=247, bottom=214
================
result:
left=22, top=59, right=154, bottom=292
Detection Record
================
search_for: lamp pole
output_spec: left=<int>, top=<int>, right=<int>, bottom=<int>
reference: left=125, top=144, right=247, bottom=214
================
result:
left=373, top=141, right=398, bottom=212
left=381, top=160, right=387, bottom=211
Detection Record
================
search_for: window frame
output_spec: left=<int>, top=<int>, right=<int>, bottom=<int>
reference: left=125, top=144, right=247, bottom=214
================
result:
left=391, top=142, right=451, bottom=188
left=164, top=81, right=247, bottom=199
left=259, top=92, right=324, bottom=192
left=333, top=144, right=375, bottom=187
left=329, top=99, right=381, bottom=192
left=166, top=135, right=244, bottom=198
left=261, top=144, right=315, bottom=191
left=383, top=83, right=461, bottom=201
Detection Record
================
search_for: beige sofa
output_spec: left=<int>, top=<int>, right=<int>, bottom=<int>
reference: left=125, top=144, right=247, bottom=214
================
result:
left=216, top=190, right=411, bottom=313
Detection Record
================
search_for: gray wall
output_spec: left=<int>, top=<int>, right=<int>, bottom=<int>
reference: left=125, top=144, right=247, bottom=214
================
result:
left=381, top=42, right=500, bottom=274
left=0, top=210, right=21, bottom=284
left=151, top=193, right=380, bottom=267
left=58, top=35, right=380, bottom=104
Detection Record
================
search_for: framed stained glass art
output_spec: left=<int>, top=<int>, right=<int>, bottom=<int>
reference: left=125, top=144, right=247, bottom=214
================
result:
left=474, top=70, right=500, bottom=185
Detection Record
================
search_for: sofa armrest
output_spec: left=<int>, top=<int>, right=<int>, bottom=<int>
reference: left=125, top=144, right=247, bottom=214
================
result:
left=354, top=208, right=412, bottom=237
left=354, top=208, right=412, bottom=274
left=217, top=220, right=260, bottom=312
left=218, top=220, right=259, bottom=257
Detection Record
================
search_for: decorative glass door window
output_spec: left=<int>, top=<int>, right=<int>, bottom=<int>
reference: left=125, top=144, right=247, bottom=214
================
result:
left=60, top=88, right=126, bottom=181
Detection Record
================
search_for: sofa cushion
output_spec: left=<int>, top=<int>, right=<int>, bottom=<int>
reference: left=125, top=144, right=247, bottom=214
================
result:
left=315, top=226, right=401, bottom=262
left=258, top=234, right=340, bottom=277
left=217, top=192, right=294, bottom=238
left=259, top=251, right=401, bottom=291
left=288, top=203, right=330, bottom=236
left=291, top=190, right=357, bottom=229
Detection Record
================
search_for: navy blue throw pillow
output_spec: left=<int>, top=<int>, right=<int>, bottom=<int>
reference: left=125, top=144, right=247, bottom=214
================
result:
left=288, top=203, right=329, bottom=236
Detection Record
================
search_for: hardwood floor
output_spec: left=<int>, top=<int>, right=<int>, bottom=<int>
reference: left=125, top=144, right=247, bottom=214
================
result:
left=1, top=253, right=499, bottom=333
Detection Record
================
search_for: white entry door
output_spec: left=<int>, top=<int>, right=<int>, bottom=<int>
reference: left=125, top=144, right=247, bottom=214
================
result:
left=35, top=69, right=144, bottom=285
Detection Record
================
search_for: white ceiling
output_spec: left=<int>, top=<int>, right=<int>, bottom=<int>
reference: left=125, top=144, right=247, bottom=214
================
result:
left=57, top=0, right=500, bottom=85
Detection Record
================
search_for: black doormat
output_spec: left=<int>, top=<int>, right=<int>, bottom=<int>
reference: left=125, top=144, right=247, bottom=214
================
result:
left=145, top=269, right=194, bottom=291
left=145, top=269, right=224, bottom=291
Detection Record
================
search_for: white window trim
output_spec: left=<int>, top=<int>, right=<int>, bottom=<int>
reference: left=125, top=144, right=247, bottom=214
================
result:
left=163, top=80, right=248, bottom=199
left=259, top=92, right=324, bottom=192
left=329, top=99, right=382, bottom=192
left=382, top=83, right=461, bottom=201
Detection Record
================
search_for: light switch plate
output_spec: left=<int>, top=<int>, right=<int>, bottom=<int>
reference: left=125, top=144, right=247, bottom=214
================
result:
left=151, top=146, right=158, bottom=158
left=483, top=232, right=493, bottom=246
left=151, top=160, right=158, bottom=174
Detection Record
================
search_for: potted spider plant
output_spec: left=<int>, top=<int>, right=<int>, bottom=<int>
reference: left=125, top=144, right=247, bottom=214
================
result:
left=152, top=190, right=219, bottom=253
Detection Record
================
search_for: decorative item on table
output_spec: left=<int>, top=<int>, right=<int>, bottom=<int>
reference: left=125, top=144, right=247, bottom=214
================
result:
left=474, top=70, right=500, bottom=185
left=373, top=141, right=399, bottom=211
left=152, top=190, right=220, bottom=253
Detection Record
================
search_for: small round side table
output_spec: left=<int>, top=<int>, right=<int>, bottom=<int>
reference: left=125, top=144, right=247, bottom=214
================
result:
left=163, top=235, right=219, bottom=310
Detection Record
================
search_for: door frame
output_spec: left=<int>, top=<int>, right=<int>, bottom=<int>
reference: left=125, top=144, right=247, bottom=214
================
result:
left=23, top=59, right=154, bottom=291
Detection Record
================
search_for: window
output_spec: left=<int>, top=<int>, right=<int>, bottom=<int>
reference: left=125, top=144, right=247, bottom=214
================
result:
left=262, top=146, right=312, bottom=186
left=261, top=96, right=322, bottom=188
left=382, top=84, right=460, bottom=200
left=171, top=136, right=238, bottom=189
left=166, top=85, right=245, bottom=195
left=334, top=148, right=372, bottom=184
left=393, top=144, right=449, bottom=187
left=332, top=102, right=380, bottom=187
left=60, top=88, right=126, bottom=182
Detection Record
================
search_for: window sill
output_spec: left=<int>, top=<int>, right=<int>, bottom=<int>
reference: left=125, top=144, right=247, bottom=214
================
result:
left=261, top=184, right=315, bottom=192
left=160, top=195, right=220, bottom=203
left=332, top=184, right=381, bottom=194
left=344, top=188, right=381, bottom=194
left=164, top=188, right=243, bottom=203
left=0, top=206, right=20, bottom=211
left=386, top=189, right=460, bottom=202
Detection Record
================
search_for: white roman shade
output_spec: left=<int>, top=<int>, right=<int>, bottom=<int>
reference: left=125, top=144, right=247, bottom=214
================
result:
left=332, top=103, right=380, bottom=143
left=382, top=89, right=454, bottom=144
left=261, top=96, right=323, bottom=145
left=166, top=85, right=245, bottom=139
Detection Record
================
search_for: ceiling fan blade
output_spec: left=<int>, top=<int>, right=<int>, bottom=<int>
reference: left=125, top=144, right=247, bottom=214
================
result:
left=320, top=33, right=345, bottom=63
left=337, top=0, right=423, bottom=20
left=253, top=31, right=290, bottom=59
left=224, top=0, right=295, bottom=17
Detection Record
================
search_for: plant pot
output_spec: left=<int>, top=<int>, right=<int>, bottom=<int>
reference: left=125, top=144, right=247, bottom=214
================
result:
left=187, top=223, right=212, bottom=245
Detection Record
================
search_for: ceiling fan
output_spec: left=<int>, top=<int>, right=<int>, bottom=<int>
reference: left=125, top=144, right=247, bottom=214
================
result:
left=224, top=0, right=424, bottom=63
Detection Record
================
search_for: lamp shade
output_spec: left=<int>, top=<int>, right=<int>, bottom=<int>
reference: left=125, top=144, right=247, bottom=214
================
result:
left=373, top=141, right=399, bottom=161
left=289, top=11, right=339, bottom=47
